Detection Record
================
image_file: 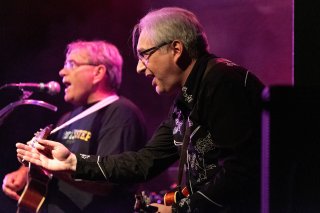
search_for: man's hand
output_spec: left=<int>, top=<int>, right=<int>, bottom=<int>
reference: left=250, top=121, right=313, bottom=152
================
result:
left=16, top=139, right=77, bottom=173
left=2, top=166, right=28, bottom=200
left=150, top=203, right=172, bottom=213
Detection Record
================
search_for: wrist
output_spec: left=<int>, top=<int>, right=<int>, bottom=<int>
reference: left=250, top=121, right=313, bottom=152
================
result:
left=68, top=153, right=77, bottom=172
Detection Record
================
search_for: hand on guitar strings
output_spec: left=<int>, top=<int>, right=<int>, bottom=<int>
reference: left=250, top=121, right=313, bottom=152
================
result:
left=2, top=166, right=28, bottom=201
left=17, top=138, right=44, bottom=165
left=16, top=139, right=77, bottom=174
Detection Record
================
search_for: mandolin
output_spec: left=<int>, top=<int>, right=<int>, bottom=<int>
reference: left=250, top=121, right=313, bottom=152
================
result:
left=163, top=186, right=189, bottom=206
left=134, top=186, right=189, bottom=212
left=17, top=125, right=53, bottom=213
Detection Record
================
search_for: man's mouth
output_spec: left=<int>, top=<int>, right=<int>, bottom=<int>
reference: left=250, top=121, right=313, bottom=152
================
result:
left=63, top=81, right=71, bottom=92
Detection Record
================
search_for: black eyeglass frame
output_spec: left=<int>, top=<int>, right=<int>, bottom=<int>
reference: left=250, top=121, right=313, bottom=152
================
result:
left=137, top=41, right=173, bottom=61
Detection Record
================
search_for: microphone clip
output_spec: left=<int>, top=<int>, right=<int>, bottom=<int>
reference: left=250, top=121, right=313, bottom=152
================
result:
left=20, top=89, right=33, bottom=99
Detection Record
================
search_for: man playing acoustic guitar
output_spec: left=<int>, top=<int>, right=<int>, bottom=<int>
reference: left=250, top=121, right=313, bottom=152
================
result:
left=17, top=7, right=265, bottom=212
left=4, top=40, right=147, bottom=212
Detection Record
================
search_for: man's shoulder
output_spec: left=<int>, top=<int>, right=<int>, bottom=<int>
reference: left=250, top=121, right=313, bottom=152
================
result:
left=205, top=58, right=261, bottom=84
left=208, top=57, right=247, bottom=73
left=109, top=96, right=141, bottom=112
left=100, top=96, right=145, bottom=123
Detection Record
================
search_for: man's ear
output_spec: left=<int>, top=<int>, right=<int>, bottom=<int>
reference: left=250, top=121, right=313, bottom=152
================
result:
left=172, top=40, right=192, bottom=70
left=93, top=65, right=107, bottom=84
left=172, top=40, right=183, bottom=60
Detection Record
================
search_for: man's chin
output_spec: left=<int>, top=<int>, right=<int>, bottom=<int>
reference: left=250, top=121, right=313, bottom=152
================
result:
left=155, top=86, right=164, bottom=95
left=64, top=95, right=74, bottom=104
left=156, top=86, right=179, bottom=96
left=156, top=88, right=174, bottom=96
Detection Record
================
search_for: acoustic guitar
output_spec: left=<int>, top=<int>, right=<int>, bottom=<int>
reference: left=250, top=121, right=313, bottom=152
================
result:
left=17, top=125, right=53, bottom=213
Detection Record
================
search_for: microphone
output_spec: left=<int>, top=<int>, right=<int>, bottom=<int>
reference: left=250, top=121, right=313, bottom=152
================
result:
left=2, top=81, right=61, bottom=95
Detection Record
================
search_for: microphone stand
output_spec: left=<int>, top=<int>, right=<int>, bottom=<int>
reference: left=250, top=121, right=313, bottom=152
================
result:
left=0, top=89, right=58, bottom=126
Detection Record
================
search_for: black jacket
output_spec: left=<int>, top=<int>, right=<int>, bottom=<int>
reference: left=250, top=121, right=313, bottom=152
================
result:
left=74, top=54, right=265, bottom=212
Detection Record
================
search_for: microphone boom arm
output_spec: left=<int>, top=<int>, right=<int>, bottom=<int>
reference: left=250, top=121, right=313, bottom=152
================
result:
left=0, top=99, right=58, bottom=126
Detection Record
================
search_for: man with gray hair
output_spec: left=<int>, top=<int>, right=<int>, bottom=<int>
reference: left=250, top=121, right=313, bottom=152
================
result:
left=4, top=40, right=147, bottom=212
left=17, top=8, right=265, bottom=212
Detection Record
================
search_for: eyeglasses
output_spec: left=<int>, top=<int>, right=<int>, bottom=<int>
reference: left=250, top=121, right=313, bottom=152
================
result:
left=63, top=60, right=98, bottom=70
left=137, top=41, right=173, bottom=66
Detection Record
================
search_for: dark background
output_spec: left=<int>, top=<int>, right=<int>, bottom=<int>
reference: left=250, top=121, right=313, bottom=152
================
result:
left=0, top=0, right=299, bottom=212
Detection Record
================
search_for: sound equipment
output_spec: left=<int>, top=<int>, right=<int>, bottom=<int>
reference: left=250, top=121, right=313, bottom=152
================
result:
left=261, top=86, right=320, bottom=213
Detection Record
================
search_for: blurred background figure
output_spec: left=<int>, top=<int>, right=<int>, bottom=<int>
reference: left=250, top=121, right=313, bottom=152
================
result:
left=2, top=40, right=147, bottom=212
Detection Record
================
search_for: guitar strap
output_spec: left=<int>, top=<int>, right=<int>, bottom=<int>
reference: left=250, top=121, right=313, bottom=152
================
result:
left=177, top=119, right=191, bottom=190
left=176, top=58, right=221, bottom=191
left=50, top=95, right=119, bottom=134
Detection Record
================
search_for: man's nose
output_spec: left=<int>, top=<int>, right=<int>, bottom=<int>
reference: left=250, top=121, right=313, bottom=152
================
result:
left=136, top=60, right=146, bottom=74
left=59, top=68, right=67, bottom=77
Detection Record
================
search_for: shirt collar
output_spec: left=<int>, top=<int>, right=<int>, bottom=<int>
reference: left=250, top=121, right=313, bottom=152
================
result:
left=175, top=53, right=216, bottom=114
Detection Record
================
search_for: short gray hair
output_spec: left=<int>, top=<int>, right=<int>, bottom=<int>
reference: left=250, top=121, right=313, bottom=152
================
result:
left=132, top=7, right=209, bottom=58
left=67, top=40, right=123, bottom=91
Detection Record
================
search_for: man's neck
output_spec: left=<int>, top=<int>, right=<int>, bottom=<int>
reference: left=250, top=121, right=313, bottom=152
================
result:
left=181, top=59, right=197, bottom=86
left=87, top=91, right=117, bottom=105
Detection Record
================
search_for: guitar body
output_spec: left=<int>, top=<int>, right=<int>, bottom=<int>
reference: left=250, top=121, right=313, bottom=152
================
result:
left=17, top=125, right=53, bottom=213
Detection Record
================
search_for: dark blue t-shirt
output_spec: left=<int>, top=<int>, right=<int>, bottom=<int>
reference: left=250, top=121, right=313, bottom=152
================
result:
left=42, top=97, right=147, bottom=213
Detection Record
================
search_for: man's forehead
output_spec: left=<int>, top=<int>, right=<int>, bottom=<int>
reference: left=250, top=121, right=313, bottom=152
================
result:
left=66, top=49, right=89, bottom=60
left=136, top=32, right=153, bottom=50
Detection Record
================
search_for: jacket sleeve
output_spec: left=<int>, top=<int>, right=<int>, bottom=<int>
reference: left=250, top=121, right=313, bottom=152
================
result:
left=73, top=117, right=180, bottom=183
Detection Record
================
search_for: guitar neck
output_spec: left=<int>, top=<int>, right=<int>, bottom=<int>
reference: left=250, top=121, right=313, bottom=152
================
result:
left=17, top=125, right=53, bottom=213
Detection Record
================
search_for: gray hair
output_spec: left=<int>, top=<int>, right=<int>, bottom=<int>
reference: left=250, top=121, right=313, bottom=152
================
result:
left=132, top=7, right=209, bottom=58
left=67, top=40, right=123, bottom=91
